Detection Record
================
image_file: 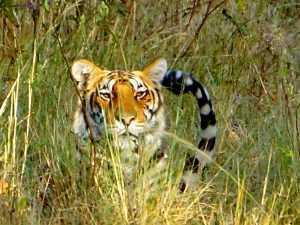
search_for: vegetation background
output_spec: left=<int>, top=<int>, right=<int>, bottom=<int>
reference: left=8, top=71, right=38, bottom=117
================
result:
left=0, top=0, right=299, bottom=224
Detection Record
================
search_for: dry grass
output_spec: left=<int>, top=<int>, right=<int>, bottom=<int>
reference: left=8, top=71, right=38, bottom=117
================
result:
left=0, top=0, right=299, bottom=224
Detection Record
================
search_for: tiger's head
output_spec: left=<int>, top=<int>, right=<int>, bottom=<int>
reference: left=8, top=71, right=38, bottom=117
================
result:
left=71, top=58, right=167, bottom=151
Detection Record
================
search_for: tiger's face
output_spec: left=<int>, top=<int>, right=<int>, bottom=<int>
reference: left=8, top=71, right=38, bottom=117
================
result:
left=94, top=69, right=166, bottom=140
left=72, top=58, right=167, bottom=151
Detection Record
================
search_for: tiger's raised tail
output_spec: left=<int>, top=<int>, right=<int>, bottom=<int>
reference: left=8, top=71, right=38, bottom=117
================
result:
left=161, top=70, right=217, bottom=190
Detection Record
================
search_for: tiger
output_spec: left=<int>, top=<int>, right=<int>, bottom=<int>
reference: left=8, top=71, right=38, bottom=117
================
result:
left=71, top=58, right=216, bottom=191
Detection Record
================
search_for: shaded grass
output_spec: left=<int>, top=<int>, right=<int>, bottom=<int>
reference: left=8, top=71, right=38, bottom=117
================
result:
left=1, top=0, right=300, bottom=224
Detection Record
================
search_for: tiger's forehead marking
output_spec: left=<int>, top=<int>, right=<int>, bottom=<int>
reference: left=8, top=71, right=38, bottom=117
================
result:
left=99, top=70, right=144, bottom=91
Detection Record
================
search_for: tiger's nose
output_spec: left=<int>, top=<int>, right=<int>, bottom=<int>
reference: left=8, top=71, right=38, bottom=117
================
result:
left=121, top=116, right=135, bottom=127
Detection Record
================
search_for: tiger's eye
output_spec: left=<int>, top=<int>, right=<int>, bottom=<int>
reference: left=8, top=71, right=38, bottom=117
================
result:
left=136, top=90, right=148, bottom=99
left=136, top=91, right=144, bottom=97
left=98, top=90, right=112, bottom=100
left=102, top=93, right=110, bottom=99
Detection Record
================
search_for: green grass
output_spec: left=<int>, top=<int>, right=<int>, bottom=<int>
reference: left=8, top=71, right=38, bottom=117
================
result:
left=0, top=0, right=299, bottom=224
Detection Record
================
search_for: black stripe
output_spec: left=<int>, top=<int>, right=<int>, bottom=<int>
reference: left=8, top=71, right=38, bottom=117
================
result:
left=179, top=182, right=186, bottom=192
left=149, top=89, right=155, bottom=107
left=184, top=156, right=200, bottom=173
left=198, top=137, right=216, bottom=151
left=197, top=98, right=212, bottom=109
left=183, top=77, right=198, bottom=94
left=200, top=111, right=216, bottom=129
left=160, top=71, right=182, bottom=95
left=153, top=88, right=163, bottom=114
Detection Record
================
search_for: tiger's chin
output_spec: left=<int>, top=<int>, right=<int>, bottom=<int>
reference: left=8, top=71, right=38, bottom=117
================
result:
left=108, top=125, right=162, bottom=153
left=113, top=135, right=139, bottom=151
left=106, top=127, right=140, bottom=150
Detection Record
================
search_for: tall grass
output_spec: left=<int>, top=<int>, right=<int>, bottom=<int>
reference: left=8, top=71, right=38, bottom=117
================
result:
left=0, top=0, right=299, bottom=224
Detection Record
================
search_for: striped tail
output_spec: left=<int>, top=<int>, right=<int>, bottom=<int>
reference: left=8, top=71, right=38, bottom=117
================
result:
left=161, top=70, right=217, bottom=190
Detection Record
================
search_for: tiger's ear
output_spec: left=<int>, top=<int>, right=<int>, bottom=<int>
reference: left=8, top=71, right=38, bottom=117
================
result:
left=142, top=58, right=167, bottom=82
left=72, top=59, right=102, bottom=90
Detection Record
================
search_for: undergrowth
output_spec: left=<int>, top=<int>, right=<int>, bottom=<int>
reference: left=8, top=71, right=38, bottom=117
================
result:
left=0, top=0, right=299, bottom=224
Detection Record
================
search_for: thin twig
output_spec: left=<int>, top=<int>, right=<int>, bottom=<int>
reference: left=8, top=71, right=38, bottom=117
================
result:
left=22, top=6, right=38, bottom=184
left=145, top=5, right=196, bottom=37
left=53, top=27, right=97, bottom=177
left=281, top=80, right=296, bottom=153
left=296, top=103, right=300, bottom=156
left=184, top=0, right=199, bottom=32
left=179, top=0, right=227, bottom=60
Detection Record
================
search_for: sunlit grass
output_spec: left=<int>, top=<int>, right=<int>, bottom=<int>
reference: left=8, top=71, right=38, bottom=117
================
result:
left=0, top=0, right=299, bottom=224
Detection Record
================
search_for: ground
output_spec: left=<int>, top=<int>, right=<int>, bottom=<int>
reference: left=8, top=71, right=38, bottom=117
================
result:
left=0, top=1, right=299, bottom=224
